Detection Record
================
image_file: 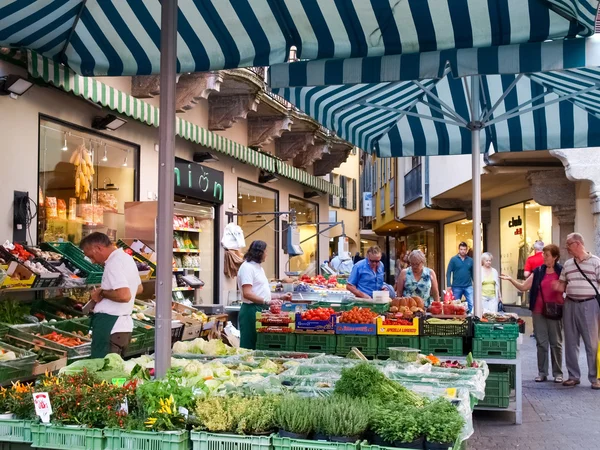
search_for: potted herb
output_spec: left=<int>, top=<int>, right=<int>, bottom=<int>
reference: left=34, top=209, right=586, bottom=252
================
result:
left=322, top=396, right=369, bottom=443
left=236, top=395, right=281, bottom=435
left=371, top=404, right=424, bottom=449
left=312, top=399, right=328, bottom=441
left=275, top=396, right=315, bottom=439
left=420, top=399, right=464, bottom=450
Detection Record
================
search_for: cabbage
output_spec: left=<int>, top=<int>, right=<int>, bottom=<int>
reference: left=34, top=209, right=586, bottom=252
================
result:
left=103, top=353, right=125, bottom=372
left=258, top=359, right=279, bottom=373
left=204, top=379, right=222, bottom=392
left=203, top=339, right=228, bottom=356
left=172, top=341, right=190, bottom=354
left=59, top=358, right=105, bottom=375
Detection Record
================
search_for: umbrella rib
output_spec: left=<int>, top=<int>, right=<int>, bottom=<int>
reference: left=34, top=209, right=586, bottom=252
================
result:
left=486, top=84, right=599, bottom=126
left=419, top=99, right=467, bottom=123
left=58, top=0, right=88, bottom=65
left=375, top=98, right=422, bottom=139
left=413, top=80, right=468, bottom=125
left=481, top=74, right=523, bottom=123
left=360, top=102, right=466, bottom=127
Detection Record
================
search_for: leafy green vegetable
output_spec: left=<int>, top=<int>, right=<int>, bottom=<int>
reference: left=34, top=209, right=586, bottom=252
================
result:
left=371, top=403, right=422, bottom=444
left=59, top=358, right=105, bottom=375
left=103, top=353, right=125, bottom=372
left=0, top=299, right=29, bottom=324
left=334, top=362, right=424, bottom=407
left=420, top=398, right=464, bottom=445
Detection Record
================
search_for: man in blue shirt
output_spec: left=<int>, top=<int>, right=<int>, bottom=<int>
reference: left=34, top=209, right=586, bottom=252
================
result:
left=446, top=242, right=474, bottom=313
left=347, top=246, right=396, bottom=299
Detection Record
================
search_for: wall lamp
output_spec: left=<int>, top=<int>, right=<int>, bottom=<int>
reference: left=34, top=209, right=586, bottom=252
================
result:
left=92, top=114, right=127, bottom=131
left=0, top=74, right=34, bottom=97
left=259, top=170, right=279, bottom=184
left=193, top=151, right=219, bottom=163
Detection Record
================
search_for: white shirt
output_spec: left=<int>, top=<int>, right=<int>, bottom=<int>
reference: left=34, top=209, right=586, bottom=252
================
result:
left=237, top=261, right=271, bottom=304
left=96, top=248, right=141, bottom=334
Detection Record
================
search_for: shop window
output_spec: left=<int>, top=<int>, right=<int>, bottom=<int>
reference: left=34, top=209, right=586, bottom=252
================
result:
left=500, top=201, right=552, bottom=306
left=396, top=227, right=438, bottom=274
left=443, top=219, right=484, bottom=286
left=237, top=180, right=279, bottom=279
left=38, top=118, right=138, bottom=244
left=289, top=196, right=319, bottom=276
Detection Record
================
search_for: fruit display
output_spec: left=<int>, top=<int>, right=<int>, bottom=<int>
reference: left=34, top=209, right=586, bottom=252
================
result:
left=381, top=317, right=413, bottom=326
left=69, top=144, right=95, bottom=200
left=428, top=301, right=466, bottom=316
left=300, top=307, right=335, bottom=321
left=338, top=307, right=378, bottom=324
left=388, top=296, right=425, bottom=319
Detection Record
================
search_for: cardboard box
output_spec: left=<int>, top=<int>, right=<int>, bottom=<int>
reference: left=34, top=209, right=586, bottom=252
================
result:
left=335, top=321, right=377, bottom=335
left=376, top=317, right=420, bottom=336
left=295, top=313, right=336, bottom=332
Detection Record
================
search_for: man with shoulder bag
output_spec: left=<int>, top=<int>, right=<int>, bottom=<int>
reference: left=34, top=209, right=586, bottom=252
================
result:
left=552, top=233, right=600, bottom=389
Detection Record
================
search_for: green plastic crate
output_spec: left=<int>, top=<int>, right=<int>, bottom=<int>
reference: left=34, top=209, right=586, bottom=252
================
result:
left=377, top=335, right=420, bottom=358
left=474, top=322, right=519, bottom=339
left=346, top=302, right=389, bottom=314
left=105, top=429, right=188, bottom=450
left=191, top=431, right=271, bottom=450
left=0, top=341, right=36, bottom=383
left=0, top=443, right=34, bottom=450
left=256, top=333, right=297, bottom=351
left=0, top=420, right=33, bottom=443
left=273, top=436, right=358, bottom=450
left=295, top=333, right=336, bottom=354
left=41, top=242, right=104, bottom=285
left=472, top=338, right=517, bottom=359
left=336, top=334, right=377, bottom=357
left=30, top=424, right=104, bottom=450
left=420, top=336, right=464, bottom=356
left=479, top=367, right=511, bottom=408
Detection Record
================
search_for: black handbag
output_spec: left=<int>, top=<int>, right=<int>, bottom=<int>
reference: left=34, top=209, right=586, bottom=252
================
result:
left=573, top=259, right=600, bottom=307
left=539, top=276, right=563, bottom=320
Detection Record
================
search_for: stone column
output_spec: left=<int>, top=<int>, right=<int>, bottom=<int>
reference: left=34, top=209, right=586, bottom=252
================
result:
left=527, top=169, right=576, bottom=262
left=551, top=148, right=600, bottom=257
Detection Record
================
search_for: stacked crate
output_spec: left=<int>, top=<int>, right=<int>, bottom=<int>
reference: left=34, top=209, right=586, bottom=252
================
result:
left=420, top=317, right=472, bottom=356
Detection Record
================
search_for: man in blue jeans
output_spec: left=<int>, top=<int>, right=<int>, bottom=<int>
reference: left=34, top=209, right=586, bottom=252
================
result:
left=446, top=242, right=474, bottom=313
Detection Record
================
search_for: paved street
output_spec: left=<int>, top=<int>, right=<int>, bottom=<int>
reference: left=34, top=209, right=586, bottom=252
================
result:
left=469, top=315, right=600, bottom=450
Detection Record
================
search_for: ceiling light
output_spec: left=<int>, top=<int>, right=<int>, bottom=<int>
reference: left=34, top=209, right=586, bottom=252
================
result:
left=193, top=151, right=219, bottom=163
left=252, top=196, right=257, bottom=203
left=259, top=171, right=279, bottom=184
left=92, top=114, right=127, bottom=131
left=61, top=133, right=68, bottom=152
left=101, top=144, right=108, bottom=162
left=238, top=192, right=243, bottom=199
left=0, top=74, right=33, bottom=97
left=122, top=154, right=128, bottom=167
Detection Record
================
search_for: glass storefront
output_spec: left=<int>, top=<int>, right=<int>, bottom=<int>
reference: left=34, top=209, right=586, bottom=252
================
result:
left=500, top=200, right=552, bottom=305
left=443, top=219, right=484, bottom=280
left=38, top=118, right=138, bottom=244
left=237, top=180, right=279, bottom=279
left=396, top=227, right=438, bottom=274
left=289, top=197, right=319, bottom=276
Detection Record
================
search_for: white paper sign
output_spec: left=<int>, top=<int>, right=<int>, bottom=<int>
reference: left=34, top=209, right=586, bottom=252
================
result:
left=33, top=393, right=52, bottom=423
left=120, top=398, right=129, bottom=414
left=178, top=406, right=189, bottom=419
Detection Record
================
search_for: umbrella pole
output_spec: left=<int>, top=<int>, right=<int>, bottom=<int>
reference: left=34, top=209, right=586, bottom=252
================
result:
left=155, top=0, right=178, bottom=378
left=470, top=76, right=483, bottom=317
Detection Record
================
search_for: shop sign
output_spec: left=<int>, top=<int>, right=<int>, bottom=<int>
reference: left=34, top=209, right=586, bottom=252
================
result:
left=174, top=158, right=224, bottom=204
left=507, top=215, right=522, bottom=228
left=362, top=192, right=373, bottom=217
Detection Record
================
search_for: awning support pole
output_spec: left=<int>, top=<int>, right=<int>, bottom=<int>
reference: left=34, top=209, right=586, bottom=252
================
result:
left=470, top=75, right=482, bottom=318
left=155, top=0, right=178, bottom=378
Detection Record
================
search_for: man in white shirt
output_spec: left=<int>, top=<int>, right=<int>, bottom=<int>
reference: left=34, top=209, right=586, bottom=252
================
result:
left=80, top=232, right=142, bottom=358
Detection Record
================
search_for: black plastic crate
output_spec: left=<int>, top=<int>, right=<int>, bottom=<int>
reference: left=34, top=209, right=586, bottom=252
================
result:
left=423, top=317, right=472, bottom=336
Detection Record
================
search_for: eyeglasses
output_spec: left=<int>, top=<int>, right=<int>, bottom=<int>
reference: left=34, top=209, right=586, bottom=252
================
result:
left=410, top=262, right=423, bottom=268
left=566, top=241, right=576, bottom=248
left=368, top=258, right=381, bottom=264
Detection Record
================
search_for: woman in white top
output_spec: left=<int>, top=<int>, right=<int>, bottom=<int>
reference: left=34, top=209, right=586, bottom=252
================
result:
left=481, top=252, right=502, bottom=313
left=237, top=241, right=291, bottom=349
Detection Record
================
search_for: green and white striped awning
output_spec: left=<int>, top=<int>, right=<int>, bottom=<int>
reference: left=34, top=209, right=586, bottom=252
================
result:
left=27, top=51, right=340, bottom=196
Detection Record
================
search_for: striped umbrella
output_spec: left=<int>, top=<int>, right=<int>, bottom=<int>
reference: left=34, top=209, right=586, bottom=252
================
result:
left=0, top=0, right=597, bottom=76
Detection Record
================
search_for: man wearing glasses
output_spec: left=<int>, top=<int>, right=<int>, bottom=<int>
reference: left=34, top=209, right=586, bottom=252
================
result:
left=552, top=233, right=600, bottom=389
left=347, top=246, right=396, bottom=299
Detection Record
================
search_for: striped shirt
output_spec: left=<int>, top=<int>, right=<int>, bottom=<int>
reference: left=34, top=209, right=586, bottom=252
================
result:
left=559, top=254, right=600, bottom=300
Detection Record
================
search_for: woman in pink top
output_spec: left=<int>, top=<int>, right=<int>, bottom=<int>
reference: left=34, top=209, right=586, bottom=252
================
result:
left=501, top=245, right=564, bottom=383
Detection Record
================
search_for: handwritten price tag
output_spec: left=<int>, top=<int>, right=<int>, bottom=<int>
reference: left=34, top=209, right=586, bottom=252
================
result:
left=33, top=393, right=52, bottom=423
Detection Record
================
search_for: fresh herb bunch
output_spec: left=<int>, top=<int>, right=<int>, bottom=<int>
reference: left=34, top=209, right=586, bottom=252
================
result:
left=0, top=299, right=29, bottom=325
left=237, top=395, right=281, bottom=435
left=274, top=396, right=316, bottom=435
left=321, top=396, right=370, bottom=438
left=136, top=377, right=195, bottom=415
left=371, top=403, right=422, bottom=444
left=334, top=363, right=424, bottom=407
left=420, top=398, right=464, bottom=444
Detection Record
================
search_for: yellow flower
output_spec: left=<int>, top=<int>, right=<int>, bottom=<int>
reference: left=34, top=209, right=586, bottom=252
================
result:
left=145, top=417, right=157, bottom=428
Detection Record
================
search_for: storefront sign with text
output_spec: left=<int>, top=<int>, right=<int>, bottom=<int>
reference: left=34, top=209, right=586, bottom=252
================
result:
left=174, top=158, right=224, bottom=204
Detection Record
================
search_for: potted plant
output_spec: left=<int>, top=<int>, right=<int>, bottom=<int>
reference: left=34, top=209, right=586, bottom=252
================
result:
left=275, top=396, right=315, bottom=439
left=0, top=387, right=14, bottom=419
left=420, top=399, right=464, bottom=450
left=7, top=382, right=35, bottom=420
left=312, top=399, right=328, bottom=441
left=322, top=396, right=369, bottom=443
left=371, top=404, right=424, bottom=449
left=235, top=395, right=281, bottom=435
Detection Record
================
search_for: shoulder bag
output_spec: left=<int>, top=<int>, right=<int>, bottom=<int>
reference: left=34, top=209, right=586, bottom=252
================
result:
left=573, top=259, right=600, bottom=307
left=539, top=270, right=563, bottom=320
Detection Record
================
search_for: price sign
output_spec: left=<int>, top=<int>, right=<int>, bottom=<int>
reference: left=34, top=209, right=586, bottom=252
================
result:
left=178, top=406, right=189, bottom=419
left=112, top=378, right=127, bottom=387
left=33, top=393, right=52, bottom=423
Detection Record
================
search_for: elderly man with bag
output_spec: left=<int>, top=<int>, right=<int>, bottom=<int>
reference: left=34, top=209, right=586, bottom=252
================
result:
left=552, top=233, right=600, bottom=389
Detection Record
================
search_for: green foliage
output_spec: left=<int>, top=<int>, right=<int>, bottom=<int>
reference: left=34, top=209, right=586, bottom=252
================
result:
left=420, top=398, right=464, bottom=444
left=0, top=298, right=29, bottom=324
left=334, top=363, right=424, bottom=407
left=274, top=396, right=316, bottom=435
left=371, top=403, right=422, bottom=444
left=320, top=396, right=369, bottom=438
left=136, top=377, right=195, bottom=416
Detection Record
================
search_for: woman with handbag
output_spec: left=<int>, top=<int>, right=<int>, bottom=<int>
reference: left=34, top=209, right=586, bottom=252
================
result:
left=501, top=244, right=564, bottom=383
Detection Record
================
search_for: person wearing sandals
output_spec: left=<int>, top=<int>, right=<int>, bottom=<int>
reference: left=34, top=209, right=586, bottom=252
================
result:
left=501, top=244, right=564, bottom=383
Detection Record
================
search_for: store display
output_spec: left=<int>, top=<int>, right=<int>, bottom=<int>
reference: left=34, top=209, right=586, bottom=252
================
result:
left=70, top=144, right=95, bottom=201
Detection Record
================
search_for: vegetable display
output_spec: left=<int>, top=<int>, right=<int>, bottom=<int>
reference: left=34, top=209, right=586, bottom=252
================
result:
left=0, top=298, right=29, bottom=325
left=338, top=307, right=378, bottom=324
left=300, top=308, right=335, bottom=321
left=36, top=331, right=86, bottom=347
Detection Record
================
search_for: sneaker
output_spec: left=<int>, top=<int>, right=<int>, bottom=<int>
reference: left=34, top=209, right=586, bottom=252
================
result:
left=554, top=377, right=563, bottom=383
left=535, top=376, right=547, bottom=382
left=562, top=379, right=581, bottom=387
left=592, top=381, right=600, bottom=390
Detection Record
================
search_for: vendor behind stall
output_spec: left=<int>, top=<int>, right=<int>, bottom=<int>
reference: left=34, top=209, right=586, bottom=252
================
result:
left=80, top=232, right=142, bottom=358
left=238, top=240, right=292, bottom=349
left=347, top=246, right=396, bottom=299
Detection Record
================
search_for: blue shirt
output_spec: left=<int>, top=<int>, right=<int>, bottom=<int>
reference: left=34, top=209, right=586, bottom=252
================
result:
left=446, top=255, right=474, bottom=288
left=348, top=259, right=387, bottom=298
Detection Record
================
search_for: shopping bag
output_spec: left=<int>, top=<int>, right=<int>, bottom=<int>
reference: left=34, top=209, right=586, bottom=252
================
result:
left=221, top=223, right=246, bottom=250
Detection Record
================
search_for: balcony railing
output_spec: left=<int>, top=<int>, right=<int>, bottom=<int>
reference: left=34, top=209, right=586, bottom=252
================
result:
left=404, top=164, right=422, bottom=205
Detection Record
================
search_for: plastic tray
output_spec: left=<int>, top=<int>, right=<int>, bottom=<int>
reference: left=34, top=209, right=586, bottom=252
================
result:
left=191, top=431, right=271, bottom=450
left=7, top=323, right=91, bottom=360
left=273, top=436, right=358, bottom=450
left=256, top=333, right=297, bottom=351
left=336, top=334, right=377, bottom=357
left=474, top=322, right=519, bottom=340
left=376, top=335, right=420, bottom=358
left=0, top=419, right=33, bottom=443
left=472, top=338, right=517, bottom=359
left=295, top=333, right=336, bottom=354
left=0, top=341, right=36, bottom=383
left=41, top=242, right=104, bottom=284
left=423, top=317, right=472, bottom=337
left=30, top=424, right=104, bottom=450
left=105, top=428, right=188, bottom=450
left=420, top=336, right=464, bottom=356
left=479, top=367, right=511, bottom=408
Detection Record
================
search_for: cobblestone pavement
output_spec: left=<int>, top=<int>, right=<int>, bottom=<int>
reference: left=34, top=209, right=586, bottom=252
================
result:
left=468, top=316, right=600, bottom=450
